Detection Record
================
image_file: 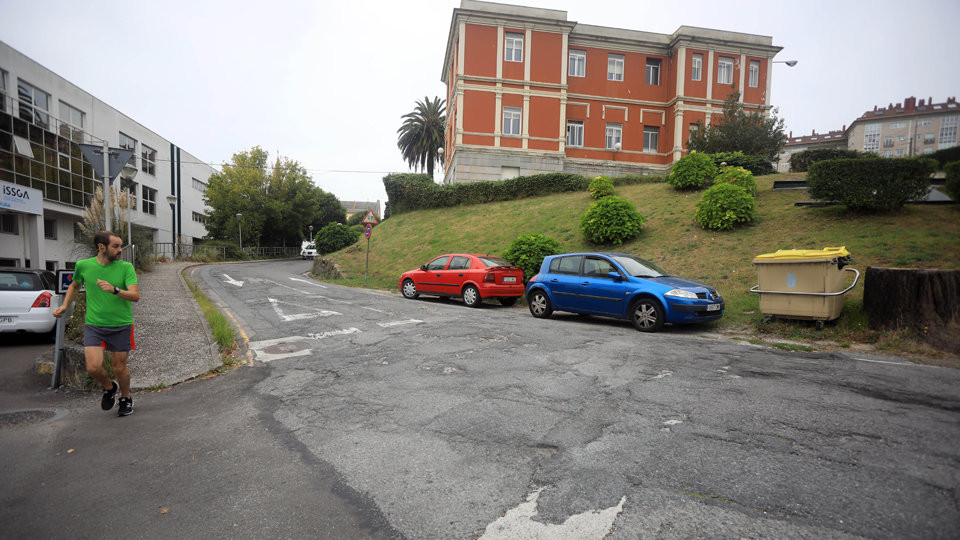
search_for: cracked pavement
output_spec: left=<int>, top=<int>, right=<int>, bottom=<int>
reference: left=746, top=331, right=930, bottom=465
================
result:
left=194, top=260, right=960, bottom=539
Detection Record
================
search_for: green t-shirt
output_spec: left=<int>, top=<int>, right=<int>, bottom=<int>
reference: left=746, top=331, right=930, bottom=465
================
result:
left=74, top=257, right=138, bottom=327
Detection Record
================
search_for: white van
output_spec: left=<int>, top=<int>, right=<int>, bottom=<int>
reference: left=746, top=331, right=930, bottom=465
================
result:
left=301, top=241, right=317, bottom=259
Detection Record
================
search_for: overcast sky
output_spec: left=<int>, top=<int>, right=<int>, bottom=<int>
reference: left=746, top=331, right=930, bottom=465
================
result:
left=2, top=0, right=957, bottom=205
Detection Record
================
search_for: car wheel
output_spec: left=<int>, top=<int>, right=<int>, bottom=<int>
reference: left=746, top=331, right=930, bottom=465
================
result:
left=527, top=290, right=553, bottom=318
left=499, top=297, right=518, bottom=306
left=401, top=279, right=419, bottom=299
left=462, top=285, right=482, bottom=308
left=630, top=298, right=665, bottom=332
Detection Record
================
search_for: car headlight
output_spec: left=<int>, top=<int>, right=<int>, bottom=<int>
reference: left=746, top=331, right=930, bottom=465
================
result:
left=664, top=288, right=698, bottom=299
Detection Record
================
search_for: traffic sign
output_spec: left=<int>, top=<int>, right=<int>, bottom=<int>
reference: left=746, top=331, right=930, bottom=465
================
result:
left=56, top=269, right=78, bottom=294
left=364, top=223, right=372, bottom=239
left=360, top=210, right=379, bottom=225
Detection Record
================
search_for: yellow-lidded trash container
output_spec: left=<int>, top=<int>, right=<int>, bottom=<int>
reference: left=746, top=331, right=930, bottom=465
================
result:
left=750, top=247, right=860, bottom=325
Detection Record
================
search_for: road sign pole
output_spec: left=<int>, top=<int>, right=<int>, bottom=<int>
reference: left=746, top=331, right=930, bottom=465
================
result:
left=365, top=236, right=370, bottom=286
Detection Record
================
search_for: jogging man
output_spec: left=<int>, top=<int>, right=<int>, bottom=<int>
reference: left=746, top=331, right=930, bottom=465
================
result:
left=54, top=230, right=140, bottom=416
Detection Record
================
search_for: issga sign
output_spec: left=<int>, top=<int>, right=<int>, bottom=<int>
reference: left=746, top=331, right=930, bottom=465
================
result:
left=0, top=180, right=43, bottom=216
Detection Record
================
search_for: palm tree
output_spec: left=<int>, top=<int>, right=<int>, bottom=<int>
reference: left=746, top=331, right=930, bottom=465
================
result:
left=397, top=96, right=446, bottom=177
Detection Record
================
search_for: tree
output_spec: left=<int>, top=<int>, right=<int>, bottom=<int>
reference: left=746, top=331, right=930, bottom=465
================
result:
left=204, top=147, right=345, bottom=247
left=397, top=96, right=445, bottom=177
left=688, top=92, right=786, bottom=162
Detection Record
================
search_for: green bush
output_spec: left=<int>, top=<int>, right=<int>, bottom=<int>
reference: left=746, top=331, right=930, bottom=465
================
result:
left=580, top=196, right=646, bottom=245
left=807, top=157, right=936, bottom=212
left=314, top=223, right=360, bottom=254
left=931, top=146, right=960, bottom=170
left=789, top=148, right=865, bottom=172
left=383, top=172, right=590, bottom=217
left=346, top=212, right=364, bottom=226
left=715, top=166, right=758, bottom=197
left=669, top=152, right=717, bottom=191
left=502, top=233, right=563, bottom=281
left=710, top=151, right=774, bottom=176
left=694, top=183, right=757, bottom=230
left=588, top=175, right=615, bottom=199
left=944, top=161, right=960, bottom=202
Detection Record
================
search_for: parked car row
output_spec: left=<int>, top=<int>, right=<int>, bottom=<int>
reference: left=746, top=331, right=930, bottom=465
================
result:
left=399, top=252, right=723, bottom=333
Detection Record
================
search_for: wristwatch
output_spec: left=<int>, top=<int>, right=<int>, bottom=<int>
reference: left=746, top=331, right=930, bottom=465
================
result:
left=113, top=286, right=120, bottom=295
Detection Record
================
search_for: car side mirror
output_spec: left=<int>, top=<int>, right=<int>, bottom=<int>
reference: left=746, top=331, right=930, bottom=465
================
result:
left=607, top=272, right=622, bottom=281
left=420, top=265, right=428, bottom=271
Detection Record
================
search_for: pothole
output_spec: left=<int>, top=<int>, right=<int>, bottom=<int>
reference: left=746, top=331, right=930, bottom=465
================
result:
left=0, top=409, right=65, bottom=429
left=263, top=341, right=310, bottom=354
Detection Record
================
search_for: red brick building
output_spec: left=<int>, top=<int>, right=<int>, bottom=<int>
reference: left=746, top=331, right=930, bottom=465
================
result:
left=441, top=1, right=784, bottom=183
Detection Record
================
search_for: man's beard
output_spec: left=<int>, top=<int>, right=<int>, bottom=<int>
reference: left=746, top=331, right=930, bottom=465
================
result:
left=108, top=250, right=120, bottom=261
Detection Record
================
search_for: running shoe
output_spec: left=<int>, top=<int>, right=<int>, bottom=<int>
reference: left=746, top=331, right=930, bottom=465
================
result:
left=101, top=381, right=119, bottom=410
left=117, top=397, right=133, bottom=417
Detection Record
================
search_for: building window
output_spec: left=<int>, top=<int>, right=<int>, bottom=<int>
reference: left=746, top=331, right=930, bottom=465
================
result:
left=192, top=212, right=208, bottom=224
left=566, top=120, right=583, bottom=147
left=58, top=100, right=85, bottom=141
left=505, top=32, right=523, bottom=62
left=717, top=57, right=734, bottom=85
left=889, top=122, right=906, bottom=129
left=141, top=144, right=156, bottom=175
left=17, top=79, right=50, bottom=128
left=924, top=133, right=935, bottom=144
left=502, top=107, right=521, bottom=136
left=192, top=177, right=207, bottom=192
left=918, top=120, right=932, bottom=127
left=863, top=123, right=881, bottom=153
left=120, top=178, right=138, bottom=210
left=691, top=53, right=702, bottom=81
left=883, top=137, right=894, bottom=148
left=44, top=218, right=57, bottom=240
left=883, top=150, right=892, bottom=158
left=895, top=149, right=904, bottom=156
left=142, top=186, right=157, bottom=215
left=607, top=54, right=624, bottom=81
left=119, top=132, right=137, bottom=167
left=0, top=213, right=19, bottom=235
left=643, top=126, right=659, bottom=153
left=940, top=115, right=958, bottom=145
left=0, top=70, right=6, bottom=113
left=569, top=50, right=586, bottom=77
left=748, top=60, right=760, bottom=87
left=688, top=123, right=699, bottom=145
left=923, top=147, right=934, bottom=154
left=605, top=123, right=622, bottom=150
left=645, top=58, right=661, bottom=85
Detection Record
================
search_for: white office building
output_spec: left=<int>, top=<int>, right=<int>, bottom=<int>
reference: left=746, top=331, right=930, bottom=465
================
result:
left=0, top=41, right=214, bottom=270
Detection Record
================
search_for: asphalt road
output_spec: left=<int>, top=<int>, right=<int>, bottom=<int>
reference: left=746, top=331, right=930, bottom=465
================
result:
left=184, top=259, right=960, bottom=539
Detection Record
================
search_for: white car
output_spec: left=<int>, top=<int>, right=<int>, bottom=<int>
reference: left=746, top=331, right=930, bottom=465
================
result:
left=0, top=268, right=60, bottom=340
left=300, top=243, right=318, bottom=259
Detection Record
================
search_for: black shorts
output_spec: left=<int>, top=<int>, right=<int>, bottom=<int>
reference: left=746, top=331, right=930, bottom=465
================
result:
left=84, top=324, right=136, bottom=352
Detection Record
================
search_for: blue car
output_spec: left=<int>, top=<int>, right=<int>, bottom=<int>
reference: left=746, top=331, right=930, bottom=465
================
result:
left=524, top=252, right=724, bottom=332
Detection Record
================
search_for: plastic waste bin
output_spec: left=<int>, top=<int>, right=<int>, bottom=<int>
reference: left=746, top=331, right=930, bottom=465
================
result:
left=750, top=246, right=860, bottom=327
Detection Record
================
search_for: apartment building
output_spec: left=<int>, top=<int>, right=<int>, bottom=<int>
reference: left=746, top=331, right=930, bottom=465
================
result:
left=846, top=96, right=959, bottom=158
left=776, top=127, right=847, bottom=172
left=0, top=41, right=214, bottom=270
left=441, top=0, right=784, bottom=183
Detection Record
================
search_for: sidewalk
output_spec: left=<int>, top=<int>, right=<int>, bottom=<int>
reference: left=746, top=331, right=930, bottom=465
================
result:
left=125, top=261, right=221, bottom=389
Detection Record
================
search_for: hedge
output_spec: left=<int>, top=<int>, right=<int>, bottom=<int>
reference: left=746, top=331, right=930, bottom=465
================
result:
left=710, top=151, right=775, bottom=176
left=807, top=157, right=937, bottom=211
left=944, top=161, right=960, bottom=202
left=789, top=148, right=865, bottom=172
left=931, top=146, right=960, bottom=170
left=383, top=172, right=666, bottom=217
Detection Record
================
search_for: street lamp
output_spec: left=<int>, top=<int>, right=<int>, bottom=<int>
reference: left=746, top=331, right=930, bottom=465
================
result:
left=774, top=60, right=798, bottom=67
left=236, top=213, right=243, bottom=252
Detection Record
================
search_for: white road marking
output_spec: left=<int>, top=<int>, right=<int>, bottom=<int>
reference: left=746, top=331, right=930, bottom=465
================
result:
left=247, top=336, right=312, bottom=363
left=663, top=419, right=683, bottom=426
left=268, top=297, right=340, bottom=322
left=308, top=328, right=361, bottom=340
left=290, top=277, right=326, bottom=288
left=378, top=319, right=423, bottom=327
left=361, top=306, right=388, bottom=314
left=651, top=370, right=672, bottom=379
left=480, top=488, right=625, bottom=539
left=222, top=274, right=244, bottom=287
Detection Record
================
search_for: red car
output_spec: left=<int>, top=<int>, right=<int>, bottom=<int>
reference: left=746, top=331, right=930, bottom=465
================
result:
left=399, top=254, right=524, bottom=307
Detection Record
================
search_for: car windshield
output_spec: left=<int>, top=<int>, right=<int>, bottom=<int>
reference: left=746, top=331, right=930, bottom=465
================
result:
left=611, top=255, right=669, bottom=278
left=478, top=256, right=511, bottom=268
left=306, top=244, right=315, bottom=250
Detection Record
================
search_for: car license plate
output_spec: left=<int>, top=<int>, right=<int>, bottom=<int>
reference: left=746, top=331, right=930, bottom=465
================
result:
left=503, top=276, right=516, bottom=283
left=0, top=316, right=14, bottom=324
left=707, top=304, right=720, bottom=311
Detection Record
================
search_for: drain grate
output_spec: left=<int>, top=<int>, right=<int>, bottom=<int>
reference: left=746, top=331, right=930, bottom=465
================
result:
left=0, top=409, right=57, bottom=429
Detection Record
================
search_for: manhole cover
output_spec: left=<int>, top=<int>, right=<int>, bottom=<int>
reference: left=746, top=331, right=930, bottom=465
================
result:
left=263, top=341, right=309, bottom=354
left=0, top=409, right=57, bottom=429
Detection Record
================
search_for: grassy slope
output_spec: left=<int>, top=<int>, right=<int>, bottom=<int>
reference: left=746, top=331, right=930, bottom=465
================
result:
left=326, top=173, right=959, bottom=350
